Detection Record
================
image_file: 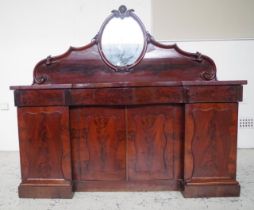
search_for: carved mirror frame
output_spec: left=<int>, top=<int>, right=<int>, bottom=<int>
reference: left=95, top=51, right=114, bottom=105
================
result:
left=97, top=5, right=148, bottom=72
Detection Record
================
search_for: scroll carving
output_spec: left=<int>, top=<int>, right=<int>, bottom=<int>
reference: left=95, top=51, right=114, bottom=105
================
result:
left=111, top=5, right=134, bottom=19
left=33, top=75, right=47, bottom=84
left=200, top=71, right=216, bottom=81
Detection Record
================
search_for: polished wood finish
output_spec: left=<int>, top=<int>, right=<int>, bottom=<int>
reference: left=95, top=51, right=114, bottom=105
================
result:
left=17, top=107, right=73, bottom=198
left=31, top=41, right=217, bottom=85
left=74, top=180, right=180, bottom=192
left=13, top=83, right=245, bottom=107
left=183, top=103, right=240, bottom=197
left=127, top=105, right=183, bottom=181
left=10, top=6, right=246, bottom=198
left=71, top=107, right=126, bottom=181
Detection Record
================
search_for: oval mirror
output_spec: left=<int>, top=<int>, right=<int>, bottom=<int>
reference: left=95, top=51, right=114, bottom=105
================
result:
left=98, top=6, right=146, bottom=71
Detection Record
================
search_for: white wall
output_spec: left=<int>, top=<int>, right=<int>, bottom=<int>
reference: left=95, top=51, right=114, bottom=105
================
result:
left=0, top=1, right=253, bottom=150
left=152, top=0, right=254, bottom=40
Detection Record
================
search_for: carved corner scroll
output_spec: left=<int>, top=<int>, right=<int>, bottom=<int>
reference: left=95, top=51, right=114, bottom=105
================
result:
left=33, top=75, right=47, bottom=84
left=190, top=52, right=216, bottom=81
left=192, top=52, right=216, bottom=81
left=200, top=71, right=216, bottom=81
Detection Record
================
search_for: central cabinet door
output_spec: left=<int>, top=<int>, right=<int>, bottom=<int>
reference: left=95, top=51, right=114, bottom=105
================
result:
left=71, top=106, right=126, bottom=180
left=70, top=105, right=183, bottom=182
left=127, top=105, right=183, bottom=180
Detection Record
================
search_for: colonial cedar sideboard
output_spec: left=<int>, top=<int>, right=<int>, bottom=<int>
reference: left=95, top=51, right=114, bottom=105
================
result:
left=10, top=6, right=247, bottom=198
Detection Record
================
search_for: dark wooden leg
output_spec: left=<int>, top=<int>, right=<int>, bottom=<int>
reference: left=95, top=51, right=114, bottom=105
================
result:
left=18, top=107, right=73, bottom=198
left=182, top=103, right=240, bottom=198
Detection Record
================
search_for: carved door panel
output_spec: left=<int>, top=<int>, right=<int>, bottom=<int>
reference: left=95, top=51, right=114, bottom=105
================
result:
left=18, top=107, right=71, bottom=181
left=184, top=103, right=238, bottom=182
left=71, top=107, right=126, bottom=180
left=127, top=105, right=183, bottom=180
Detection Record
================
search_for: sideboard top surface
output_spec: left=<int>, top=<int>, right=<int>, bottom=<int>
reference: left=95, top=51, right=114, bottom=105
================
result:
left=10, top=80, right=247, bottom=90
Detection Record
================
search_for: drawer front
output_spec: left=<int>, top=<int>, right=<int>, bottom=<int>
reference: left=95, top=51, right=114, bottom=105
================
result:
left=15, top=90, right=66, bottom=106
left=69, top=87, right=184, bottom=105
left=186, top=85, right=243, bottom=102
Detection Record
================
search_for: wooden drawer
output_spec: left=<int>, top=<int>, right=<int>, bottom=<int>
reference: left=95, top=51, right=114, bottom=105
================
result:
left=15, top=90, right=66, bottom=106
left=185, top=85, right=243, bottom=102
left=69, top=87, right=184, bottom=105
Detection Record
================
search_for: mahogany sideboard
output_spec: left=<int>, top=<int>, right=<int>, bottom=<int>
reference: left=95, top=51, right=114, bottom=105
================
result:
left=10, top=6, right=247, bottom=198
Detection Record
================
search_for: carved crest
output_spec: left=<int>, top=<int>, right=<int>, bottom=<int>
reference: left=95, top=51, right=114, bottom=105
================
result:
left=111, top=5, right=134, bottom=19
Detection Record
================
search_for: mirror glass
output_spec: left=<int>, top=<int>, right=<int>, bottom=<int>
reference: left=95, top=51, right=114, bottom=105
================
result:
left=101, top=17, right=145, bottom=67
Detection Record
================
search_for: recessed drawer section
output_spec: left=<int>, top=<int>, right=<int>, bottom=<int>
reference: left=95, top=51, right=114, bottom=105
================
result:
left=69, top=87, right=184, bottom=105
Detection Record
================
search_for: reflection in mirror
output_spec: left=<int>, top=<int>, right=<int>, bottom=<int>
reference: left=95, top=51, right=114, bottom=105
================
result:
left=101, top=17, right=145, bottom=67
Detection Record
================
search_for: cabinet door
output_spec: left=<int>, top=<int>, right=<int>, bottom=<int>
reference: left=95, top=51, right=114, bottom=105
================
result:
left=71, top=107, right=126, bottom=180
left=127, top=105, right=183, bottom=180
left=184, top=103, right=238, bottom=182
left=18, top=107, right=71, bottom=181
